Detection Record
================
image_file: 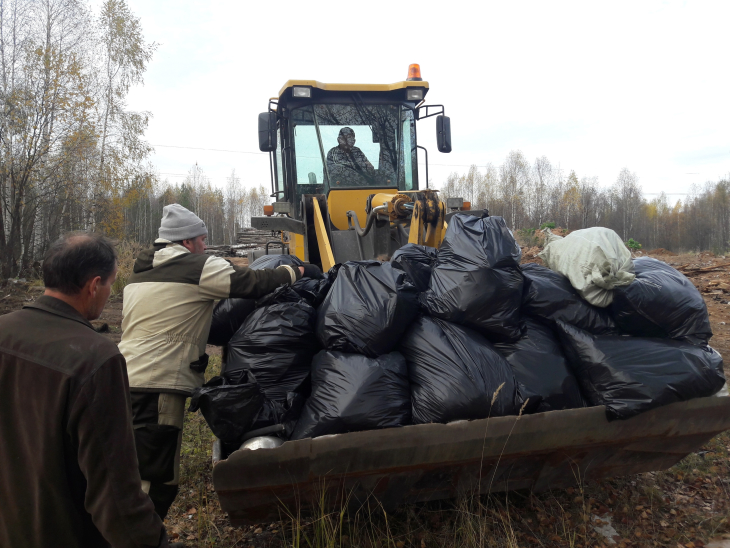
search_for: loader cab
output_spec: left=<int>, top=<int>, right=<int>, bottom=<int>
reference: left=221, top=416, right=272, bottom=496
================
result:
left=254, top=65, right=452, bottom=267
left=264, top=84, right=424, bottom=221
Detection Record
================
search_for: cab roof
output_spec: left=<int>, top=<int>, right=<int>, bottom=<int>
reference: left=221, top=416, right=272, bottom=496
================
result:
left=277, top=79, right=429, bottom=99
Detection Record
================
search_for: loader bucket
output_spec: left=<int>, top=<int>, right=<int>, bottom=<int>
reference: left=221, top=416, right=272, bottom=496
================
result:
left=212, top=394, right=730, bottom=525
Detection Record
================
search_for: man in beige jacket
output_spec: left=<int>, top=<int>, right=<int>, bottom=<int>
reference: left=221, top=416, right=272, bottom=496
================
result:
left=120, top=204, right=315, bottom=518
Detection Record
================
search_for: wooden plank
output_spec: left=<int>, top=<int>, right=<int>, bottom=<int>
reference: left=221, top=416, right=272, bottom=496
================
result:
left=679, top=264, right=729, bottom=274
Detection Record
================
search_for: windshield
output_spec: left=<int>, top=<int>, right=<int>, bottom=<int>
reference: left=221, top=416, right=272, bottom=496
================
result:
left=290, top=104, right=416, bottom=190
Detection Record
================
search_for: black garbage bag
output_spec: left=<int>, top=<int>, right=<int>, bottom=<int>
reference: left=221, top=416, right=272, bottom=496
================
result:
left=248, top=253, right=305, bottom=270
left=611, top=257, right=712, bottom=343
left=520, top=263, right=617, bottom=335
left=254, top=285, right=302, bottom=308
left=188, top=374, right=264, bottom=443
left=316, top=261, right=420, bottom=357
left=291, top=277, right=330, bottom=307
left=399, top=316, right=521, bottom=424
left=208, top=254, right=311, bottom=346
left=225, top=301, right=319, bottom=400
left=249, top=391, right=307, bottom=438
left=420, top=214, right=524, bottom=342
left=255, top=264, right=340, bottom=309
left=291, top=350, right=411, bottom=440
left=207, top=298, right=256, bottom=346
left=494, top=319, right=585, bottom=413
left=291, top=264, right=340, bottom=307
left=555, top=321, right=726, bottom=421
left=391, top=244, right=439, bottom=292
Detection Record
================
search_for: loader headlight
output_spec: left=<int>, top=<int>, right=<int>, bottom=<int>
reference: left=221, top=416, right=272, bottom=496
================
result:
left=292, top=86, right=311, bottom=98
left=406, top=89, right=423, bottom=101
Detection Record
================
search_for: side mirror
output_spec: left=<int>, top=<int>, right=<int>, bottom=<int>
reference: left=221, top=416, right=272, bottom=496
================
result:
left=258, top=112, right=277, bottom=152
left=436, top=115, right=452, bottom=153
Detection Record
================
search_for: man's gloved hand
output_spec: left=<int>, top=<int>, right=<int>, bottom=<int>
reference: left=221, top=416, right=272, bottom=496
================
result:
left=300, top=264, right=323, bottom=279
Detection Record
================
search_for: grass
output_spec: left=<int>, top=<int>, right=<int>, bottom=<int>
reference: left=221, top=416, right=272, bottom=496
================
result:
left=113, top=240, right=145, bottom=295
left=166, top=362, right=730, bottom=547
left=516, top=228, right=544, bottom=249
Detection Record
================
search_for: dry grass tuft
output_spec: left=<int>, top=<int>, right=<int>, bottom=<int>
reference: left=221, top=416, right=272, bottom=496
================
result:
left=112, top=240, right=145, bottom=295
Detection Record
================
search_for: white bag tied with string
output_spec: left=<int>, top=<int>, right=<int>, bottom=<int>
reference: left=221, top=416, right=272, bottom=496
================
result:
left=538, top=227, right=635, bottom=307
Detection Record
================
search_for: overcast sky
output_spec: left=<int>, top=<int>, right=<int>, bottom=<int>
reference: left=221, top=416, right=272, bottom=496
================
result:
left=116, top=0, right=729, bottom=200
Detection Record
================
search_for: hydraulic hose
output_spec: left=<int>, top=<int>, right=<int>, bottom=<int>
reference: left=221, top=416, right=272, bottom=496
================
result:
left=346, top=205, right=388, bottom=238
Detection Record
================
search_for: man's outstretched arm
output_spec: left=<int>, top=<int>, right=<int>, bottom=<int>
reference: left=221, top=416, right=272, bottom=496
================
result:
left=197, top=255, right=303, bottom=300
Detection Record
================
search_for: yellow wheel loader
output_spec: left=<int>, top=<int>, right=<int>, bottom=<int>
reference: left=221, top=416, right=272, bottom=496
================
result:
left=211, top=67, right=730, bottom=524
left=249, top=64, right=479, bottom=269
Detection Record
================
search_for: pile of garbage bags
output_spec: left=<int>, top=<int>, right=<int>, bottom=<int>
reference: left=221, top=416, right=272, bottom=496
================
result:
left=193, top=215, right=726, bottom=446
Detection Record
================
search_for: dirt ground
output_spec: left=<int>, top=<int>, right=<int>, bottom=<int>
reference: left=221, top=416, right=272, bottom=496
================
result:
left=3, top=250, right=730, bottom=547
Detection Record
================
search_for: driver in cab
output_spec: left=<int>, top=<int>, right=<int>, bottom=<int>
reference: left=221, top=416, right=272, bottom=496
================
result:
left=326, top=127, right=375, bottom=186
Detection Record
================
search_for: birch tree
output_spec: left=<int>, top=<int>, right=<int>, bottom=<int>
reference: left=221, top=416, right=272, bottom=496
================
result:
left=612, top=168, right=642, bottom=240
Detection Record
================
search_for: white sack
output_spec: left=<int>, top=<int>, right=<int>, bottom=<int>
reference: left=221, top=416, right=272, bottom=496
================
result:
left=538, top=227, right=635, bottom=307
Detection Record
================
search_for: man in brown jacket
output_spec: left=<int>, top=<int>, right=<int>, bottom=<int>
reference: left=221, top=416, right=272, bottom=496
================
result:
left=0, top=233, right=171, bottom=548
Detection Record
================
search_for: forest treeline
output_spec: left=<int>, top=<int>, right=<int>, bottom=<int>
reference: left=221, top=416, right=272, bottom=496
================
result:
left=0, top=0, right=269, bottom=278
left=3, top=1, right=728, bottom=279
left=439, top=151, right=730, bottom=254
left=1, top=0, right=154, bottom=277
left=119, top=166, right=271, bottom=250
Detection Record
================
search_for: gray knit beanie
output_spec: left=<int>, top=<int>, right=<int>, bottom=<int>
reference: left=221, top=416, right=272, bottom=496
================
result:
left=159, top=204, right=208, bottom=241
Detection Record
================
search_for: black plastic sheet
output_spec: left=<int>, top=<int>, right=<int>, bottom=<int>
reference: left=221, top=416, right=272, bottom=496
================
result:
left=208, top=298, right=256, bottom=346
left=399, top=316, right=521, bottom=424
left=420, top=214, right=524, bottom=342
left=188, top=374, right=264, bottom=443
left=391, top=244, right=439, bottom=292
left=520, top=263, right=617, bottom=335
left=494, top=319, right=585, bottom=413
left=611, top=257, right=712, bottom=343
left=248, top=253, right=304, bottom=271
left=291, top=350, right=412, bottom=440
left=225, top=302, right=319, bottom=400
left=316, top=261, right=420, bottom=357
left=556, top=321, right=726, bottom=421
